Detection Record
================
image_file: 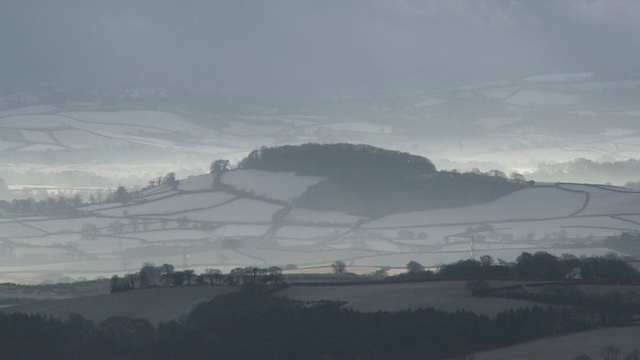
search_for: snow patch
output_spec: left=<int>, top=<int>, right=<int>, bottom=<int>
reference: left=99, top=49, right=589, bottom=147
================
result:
left=365, top=187, right=587, bottom=228
left=220, top=170, right=324, bottom=203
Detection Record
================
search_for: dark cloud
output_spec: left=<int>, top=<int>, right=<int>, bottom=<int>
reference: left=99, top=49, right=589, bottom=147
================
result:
left=0, top=0, right=638, bottom=97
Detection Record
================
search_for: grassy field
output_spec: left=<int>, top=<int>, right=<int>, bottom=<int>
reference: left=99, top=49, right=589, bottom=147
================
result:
left=469, top=326, right=640, bottom=360
left=277, top=281, right=541, bottom=316
left=0, top=286, right=238, bottom=324
left=0, top=280, right=110, bottom=303
left=1, top=280, right=543, bottom=325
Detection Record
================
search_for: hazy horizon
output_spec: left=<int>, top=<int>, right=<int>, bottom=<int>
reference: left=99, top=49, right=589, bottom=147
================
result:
left=1, top=0, right=639, bottom=98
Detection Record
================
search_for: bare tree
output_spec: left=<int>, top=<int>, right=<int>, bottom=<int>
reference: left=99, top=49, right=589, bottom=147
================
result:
left=160, top=263, right=175, bottom=286
left=204, top=268, right=222, bottom=285
left=139, top=263, right=161, bottom=287
left=332, top=260, right=346, bottom=275
left=80, top=223, right=100, bottom=240
left=183, top=269, right=195, bottom=286
left=406, top=260, right=425, bottom=274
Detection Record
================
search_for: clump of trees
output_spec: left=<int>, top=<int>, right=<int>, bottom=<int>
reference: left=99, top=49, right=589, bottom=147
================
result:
left=238, top=143, right=437, bottom=181
left=140, top=172, right=180, bottom=192
left=210, top=159, right=231, bottom=175
left=433, top=252, right=640, bottom=284
left=0, top=195, right=84, bottom=216
left=109, top=263, right=284, bottom=293
left=331, top=260, right=347, bottom=275
left=605, top=231, right=640, bottom=257
left=0, top=290, right=626, bottom=359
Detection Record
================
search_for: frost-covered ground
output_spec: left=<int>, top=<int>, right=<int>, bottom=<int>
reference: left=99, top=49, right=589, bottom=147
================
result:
left=219, top=170, right=323, bottom=203
left=3, top=73, right=640, bottom=281
left=2, top=168, right=640, bottom=283
left=3, top=72, right=640, bottom=196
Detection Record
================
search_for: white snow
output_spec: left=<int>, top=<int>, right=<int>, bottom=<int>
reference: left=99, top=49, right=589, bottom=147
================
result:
left=413, top=98, right=445, bottom=108
left=321, top=122, right=394, bottom=134
left=155, top=198, right=282, bottom=223
left=523, top=73, right=593, bottom=83
left=12, top=233, right=80, bottom=246
left=220, top=170, right=324, bottom=203
left=62, top=111, right=207, bottom=134
left=0, top=105, right=58, bottom=117
left=286, top=208, right=364, bottom=225
left=565, top=185, right=640, bottom=216
left=177, top=174, right=214, bottom=191
left=17, top=144, right=67, bottom=152
left=125, top=229, right=213, bottom=242
left=473, top=117, right=521, bottom=130
left=142, top=190, right=181, bottom=202
left=211, top=224, right=269, bottom=237
left=97, top=192, right=236, bottom=217
left=365, top=187, right=587, bottom=228
left=26, top=218, right=113, bottom=234
left=11, top=247, right=74, bottom=259
left=0, top=115, right=72, bottom=129
left=185, top=249, right=262, bottom=267
left=277, top=239, right=321, bottom=247
left=21, top=131, right=56, bottom=144
left=222, top=122, right=287, bottom=136
left=53, top=130, right=128, bottom=148
left=505, top=91, right=581, bottom=107
left=1, top=222, right=48, bottom=237
left=75, top=237, right=144, bottom=254
left=0, top=140, right=21, bottom=150
left=276, top=226, right=346, bottom=239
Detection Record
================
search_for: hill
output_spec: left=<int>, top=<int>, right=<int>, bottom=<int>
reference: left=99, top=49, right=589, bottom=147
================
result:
left=3, top=279, right=640, bottom=359
left=470, top=327, right=640, bottom=360
left=4, top=72, right=640, bottom=200
left=237, top=143, right=525, bottom=216
left=1, top=144, right=640, bottom=282
left=0, top=285, right=238, bottom=325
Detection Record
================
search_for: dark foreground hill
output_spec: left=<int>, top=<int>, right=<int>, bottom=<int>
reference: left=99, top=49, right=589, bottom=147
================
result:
left=0, top=286, right=238, bottom=325
left=237, top=143, right=526, bottom=216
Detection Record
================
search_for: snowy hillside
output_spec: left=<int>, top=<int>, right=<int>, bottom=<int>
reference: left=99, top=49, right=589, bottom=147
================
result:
left=2, top=165, right=640, bottom=283
left=3, top=73, right=640, bottom=198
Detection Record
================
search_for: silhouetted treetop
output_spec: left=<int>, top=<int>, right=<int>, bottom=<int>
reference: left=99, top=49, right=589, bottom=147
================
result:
left=237, top=143, right=437, bottom=184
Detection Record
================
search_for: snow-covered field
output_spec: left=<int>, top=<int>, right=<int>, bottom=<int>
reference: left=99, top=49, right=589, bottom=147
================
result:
left=220, top=170, right=323, bottom=203
left=154, top=198, right=282, bottom=223
left=4, top=73, right=640, bottom=281
left=96, top=192, right=236, bottom=217
left=505, top=91, right=581, bottom=107
left=177, top=174, right=214, bottom=191
left=285, top=208, right=363, bottom=225
left=3, top=168, right=640, bottom=283
left=365, top=187, right=587, bottom=228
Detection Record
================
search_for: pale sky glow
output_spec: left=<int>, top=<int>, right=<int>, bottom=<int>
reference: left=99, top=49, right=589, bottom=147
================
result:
left=1, top=0, right=638, bottom=97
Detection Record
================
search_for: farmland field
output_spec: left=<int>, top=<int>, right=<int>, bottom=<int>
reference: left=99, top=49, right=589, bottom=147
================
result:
left=0, top=286, right=239, bottom=325
left=277, top=281, right=541, bottom=316
left=471, top=327, right=640, bottom=360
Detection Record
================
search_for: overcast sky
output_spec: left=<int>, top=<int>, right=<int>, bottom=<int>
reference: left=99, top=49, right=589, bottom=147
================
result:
left=1, top=0, right=639, bottom=97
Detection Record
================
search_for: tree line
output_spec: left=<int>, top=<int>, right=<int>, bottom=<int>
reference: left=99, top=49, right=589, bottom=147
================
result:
left=0, top=195, right=83, bottom=216
left=390, top=251, right=640, bottom=284
left=109, top=263, right=284, bottom=293
left=0, top=290, right=625, bottom=359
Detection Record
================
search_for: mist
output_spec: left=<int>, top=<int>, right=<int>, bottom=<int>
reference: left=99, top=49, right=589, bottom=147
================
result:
left=2, top=1, right=640, bottom=284
left=2, top=1, right=639, bottom=97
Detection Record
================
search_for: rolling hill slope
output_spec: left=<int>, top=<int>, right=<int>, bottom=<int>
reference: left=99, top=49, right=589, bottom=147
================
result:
left=1, top=144, right=640, bottom=283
